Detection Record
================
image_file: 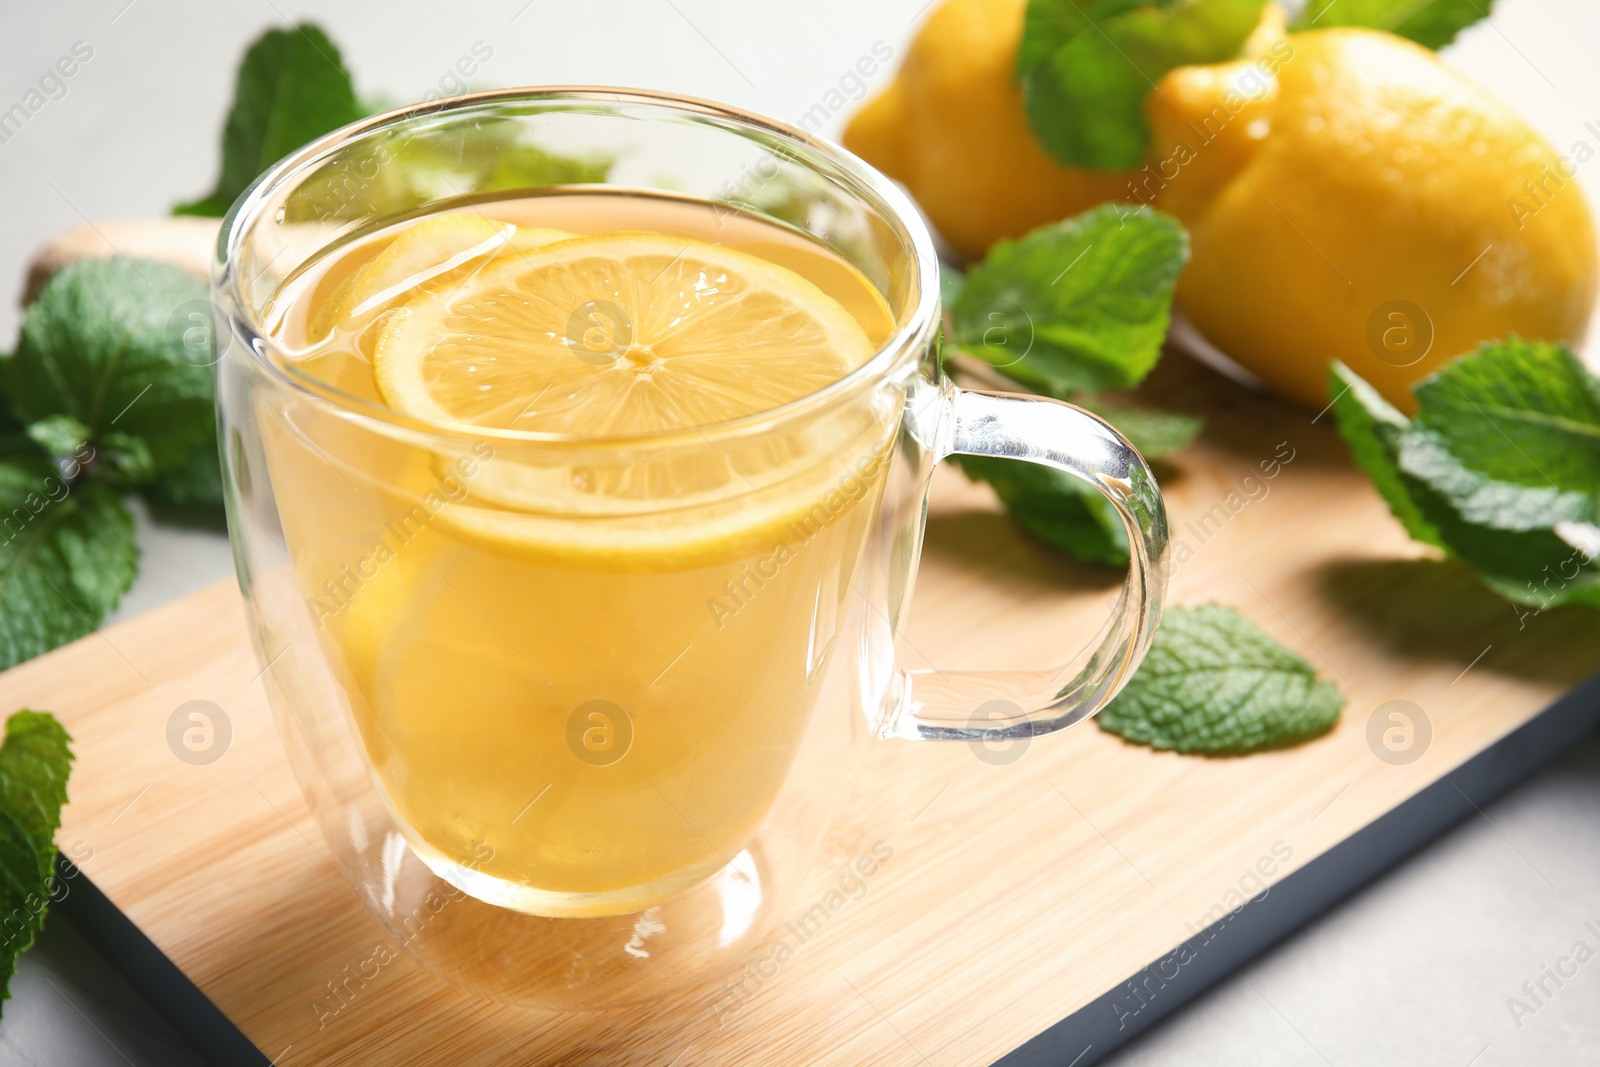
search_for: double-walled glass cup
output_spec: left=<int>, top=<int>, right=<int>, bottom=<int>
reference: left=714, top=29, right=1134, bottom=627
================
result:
left=215, top=88, right=1169, bottom=1008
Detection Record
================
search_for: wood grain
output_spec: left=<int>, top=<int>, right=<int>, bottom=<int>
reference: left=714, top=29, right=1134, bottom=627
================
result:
left=8, top=355, right=1598, bottom=1066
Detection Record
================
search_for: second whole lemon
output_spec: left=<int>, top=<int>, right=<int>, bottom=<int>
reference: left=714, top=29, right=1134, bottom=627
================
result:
left=843, top=0, right=1134, bottom=261
left=1145, top=28, right=1598, bottom=411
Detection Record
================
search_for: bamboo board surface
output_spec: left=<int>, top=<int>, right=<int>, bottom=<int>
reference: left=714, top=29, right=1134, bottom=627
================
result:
left=7, top=356, right=1599, bottom=1066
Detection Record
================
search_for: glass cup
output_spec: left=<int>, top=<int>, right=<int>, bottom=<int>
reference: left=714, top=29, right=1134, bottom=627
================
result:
left=214, top=88, right=1169, bottom=1009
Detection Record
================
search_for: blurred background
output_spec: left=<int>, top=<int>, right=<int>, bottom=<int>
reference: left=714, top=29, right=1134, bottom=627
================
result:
left=1, top=0, right=1598, bottom=1064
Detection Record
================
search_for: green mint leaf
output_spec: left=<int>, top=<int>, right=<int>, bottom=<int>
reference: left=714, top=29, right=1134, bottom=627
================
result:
left=23, top=415, right=89, bottom=459
left=1330, top=357, right=1600, bottom=611
left=1015, top=0, right=1144, bottom=77
left=0, top=710, right=74, bottom=1013
left=939, top=262, right=967, bottom=309
left=1434, top=518, right=1600, bottom=610
left=1293, top=0, right=1491, bottom=49
left=171, top=191, right=235, bottom=219
left=1329, top=361, right=1445, bottom=548
left=944, top=209, right=1194, bottom=561
left=1398, top=427, right=1591, bottom=532
left=951, top=205, right=1188, bottom=395
left=0, top=712, right=73, bottom=876
left=1019, top=0, right=1268, bottom=169
left=0, top=460, right=139, bottom=670
left=1098, top=603, right=1344, bottom=754
left=0, top=808, right=47, bottom=1012
left=1406, top=339, right=1600, bottom=524
left=141, top=428, right=224, bottom=509
left=0, top=381, right=35, bottom=464
left=286, top=117, right=612, bottom=223
left=483, top=145, right=612, bottom=192
left=0, top=379, right=25, bottom=440
left=175, top=23, right=365, bottom=217
left=1082, top=402, right=1203, bottom=459
left=385, top=120, right=596, bottom=200
left=11, top=259, right=214, bottom=480
left=954, top=453, right=1131, bottom=565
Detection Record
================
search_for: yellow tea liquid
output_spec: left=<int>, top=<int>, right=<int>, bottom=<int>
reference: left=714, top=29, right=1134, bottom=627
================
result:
left=259, top=191, right=898, bottom=915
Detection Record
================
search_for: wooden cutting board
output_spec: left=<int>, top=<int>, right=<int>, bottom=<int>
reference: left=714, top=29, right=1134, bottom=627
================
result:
left=8, top=355, right=1599, bottom=1066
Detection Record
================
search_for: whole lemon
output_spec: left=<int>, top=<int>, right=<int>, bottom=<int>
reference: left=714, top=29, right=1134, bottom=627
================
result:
left=843, top=0, right=1134, bottom=261
left=1145, top=28, right=1598, bottom=411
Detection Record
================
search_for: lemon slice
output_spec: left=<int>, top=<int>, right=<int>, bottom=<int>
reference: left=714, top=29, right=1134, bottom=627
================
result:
left=309, top=214, right=574, bottom=339
left=372, top=232, right=873, bottom=436
left=369, top=231, right=888, bottom=568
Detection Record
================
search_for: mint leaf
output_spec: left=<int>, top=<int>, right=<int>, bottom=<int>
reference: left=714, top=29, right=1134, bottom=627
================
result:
left=142, top=428, right=224, bottom=509
left=11, top=259, right=214, bottom=481
left=1430, top=513, right=1600, bottom=609
left=23, top=415, right=90, bottom=459
left=175, top=23, right=364, bottom=217
left=1082, top=402, right=1203, bottom=459
left=1019, top=0, right=1268, bottom=169
left=0, top=383, right=28, bottom=459
left=1329, top=361, right=1445, bottom=548
left=1331, top=351, right=1600, bottom=611
left=1099, top=603, right=1344, bottom=754
left=0, top=460, right=139, bottom=670
left=951, top=401, right=1195, bottom=567
left=0, top=808, right=46, bottom=1012
left=951, top=205, right=1188, bottom=395
left=0, top=712, right=72, bottom=876
left=955, top=453, right=1130, bottom=565
left=1293, top=0, right=1491, bottom=49
left=483, top=145, right=612, bottom=192
left=939, top=262, right=967, bottom=309
left=943, top=208, right=1193, bottom=566
left=287, top=117, right=613, bottom=223
left=1015, top=0, right=1136, bottom=76
left=0, top=709, right=74, bottom=1013
left=1398, top=427, right=1590, bottom=532
left=1407, top=339, right=1600, bottom=524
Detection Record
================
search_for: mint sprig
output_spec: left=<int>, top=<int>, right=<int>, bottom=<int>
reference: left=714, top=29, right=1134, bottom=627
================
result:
left=0, top=459, right=139, bottom=669
left=0, top=710, right=74, bottom=1014
left=176, top=22, right=610, bottom=225
left=944, top=205, right=1199, bottom=566
left=175, top=24, right=365, bottom=217
left=1017, top=0, right=1269, bottom=170
left=1293, top=0, right=1493, bottom=49
left=12, top=259, right=216, bottom=482
left=1331, top=341, right=1600, bottom=611
left=0, top=254, right=224, bottom=669
left=1098, top=603, right=1344, bottom=753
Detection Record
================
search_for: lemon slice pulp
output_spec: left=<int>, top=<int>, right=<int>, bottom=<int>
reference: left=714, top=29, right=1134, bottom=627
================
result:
left=372, top=232, right=874, bottom=437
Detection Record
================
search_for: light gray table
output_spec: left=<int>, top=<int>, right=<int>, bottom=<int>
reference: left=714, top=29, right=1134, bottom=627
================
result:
left=1, top=1, right=1597, bottom=1064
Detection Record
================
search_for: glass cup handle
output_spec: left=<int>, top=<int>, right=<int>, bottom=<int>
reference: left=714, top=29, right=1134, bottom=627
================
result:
left=886, top=385, right=1170, bottom=741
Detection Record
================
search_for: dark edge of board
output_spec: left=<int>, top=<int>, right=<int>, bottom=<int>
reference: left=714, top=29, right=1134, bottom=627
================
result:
left=995, top=670, right=1600, bottom=1067
left=54, top=862, right=271, bottom=1067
